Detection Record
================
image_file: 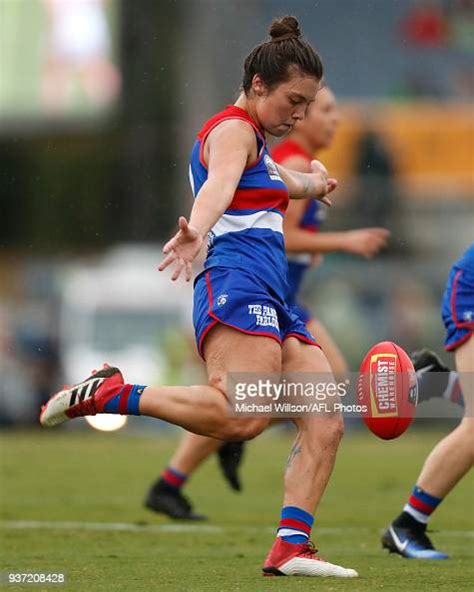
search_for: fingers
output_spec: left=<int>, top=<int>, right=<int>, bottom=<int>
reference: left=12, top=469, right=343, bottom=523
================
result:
left=363, top=235, right=389, bottom=258
left=178, top=216, right=189, bottom=232
left=363, top=227, right=391, bottom=238
left=310, top=159, right=328, bottom=176
left=163, top=236, right=177, bottom=254
left=185, top=261, right=193, bottom=282
left=320, top=196, right=332, bottom=207
left=159, top=251, right=193, bottom=282
left=171, top=257, right=185, bottom=282
left=158, top=250, right=178, bottom=271
left=163, top=217, right=189, bottom=254
left=327, top=178, right=338, bottom=193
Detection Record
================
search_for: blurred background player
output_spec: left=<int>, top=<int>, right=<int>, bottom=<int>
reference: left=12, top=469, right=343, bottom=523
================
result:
left=143, top=86, right=390, bottom=520
left=382, top=242, right=474, bottom=559
left=41, top=0, right=121, bottom=113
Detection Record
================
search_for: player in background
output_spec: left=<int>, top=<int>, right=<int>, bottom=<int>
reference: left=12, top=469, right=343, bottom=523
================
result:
left=143, top=86, right=390, bottom=520
left=382, top=242, right=474, bottom=559
left=41, top=16, right=359, bottom=578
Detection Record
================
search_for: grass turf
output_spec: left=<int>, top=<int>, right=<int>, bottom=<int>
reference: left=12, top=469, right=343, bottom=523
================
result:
left=0, top=427, right=473, bottom=591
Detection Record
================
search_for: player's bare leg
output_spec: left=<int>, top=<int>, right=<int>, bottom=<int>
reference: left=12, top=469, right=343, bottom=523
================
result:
left=138, top=327, right=276, bottom=440
left=417, top=336, right=474, bottom=496
left=263, top=338, right=357, bottom=577
left=307, top=318, right=348, bottom=382
left=150, top=317, right=349, bottom=507
left=167, top=432, right=222, bottom=474
left=281, top=339, right=343, bottom=511
left=41, top=326, right=274, bottom=440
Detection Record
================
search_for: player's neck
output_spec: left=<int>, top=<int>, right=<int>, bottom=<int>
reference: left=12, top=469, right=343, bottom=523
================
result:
left=234, top=94, right=262, bottom=131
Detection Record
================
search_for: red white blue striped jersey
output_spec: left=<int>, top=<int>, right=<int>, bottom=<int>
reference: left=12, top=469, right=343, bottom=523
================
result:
left=189, top=105, right=290, bottom=300
left=271, top=139, right=326, bottom=303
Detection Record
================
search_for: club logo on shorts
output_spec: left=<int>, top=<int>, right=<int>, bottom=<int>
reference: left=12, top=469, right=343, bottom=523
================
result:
left=463, top=310, right=473, bottom=322
left=264, top=155, right=283, bottom=181
left=217, top=294, right=228, bottom=307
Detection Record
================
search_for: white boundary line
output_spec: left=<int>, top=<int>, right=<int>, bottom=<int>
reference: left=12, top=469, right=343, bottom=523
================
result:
left=1, top=521, right=473, bottom=538
left=0, top=521, right=222, bottom=533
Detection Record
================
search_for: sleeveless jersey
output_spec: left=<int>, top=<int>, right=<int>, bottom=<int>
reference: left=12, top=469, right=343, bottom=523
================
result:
left=271, top=139, right=326, bottom=303
left=455, top=242, right=474, bottom=274
left=189, top=105, right=290, bottom=300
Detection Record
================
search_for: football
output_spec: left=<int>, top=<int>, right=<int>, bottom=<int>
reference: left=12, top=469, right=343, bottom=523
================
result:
left=357, top=341, right=418, bottom=440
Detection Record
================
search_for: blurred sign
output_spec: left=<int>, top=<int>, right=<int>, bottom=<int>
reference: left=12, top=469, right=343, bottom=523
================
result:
left=0, top=0, right=121, bottom=121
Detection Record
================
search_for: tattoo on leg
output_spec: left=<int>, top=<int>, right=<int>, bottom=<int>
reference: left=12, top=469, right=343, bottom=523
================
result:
left=286, top=436, right=302, bottom=472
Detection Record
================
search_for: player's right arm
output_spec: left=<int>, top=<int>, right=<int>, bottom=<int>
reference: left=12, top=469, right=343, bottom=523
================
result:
left=159, top=120, right=255, bottom=281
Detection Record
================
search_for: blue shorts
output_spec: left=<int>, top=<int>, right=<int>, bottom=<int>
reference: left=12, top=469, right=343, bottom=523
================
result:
left=288, top=301, right=313, bottom=325
left=193, top=267, right=318, bottom=358
left=441, top=266, right=474, bottom=351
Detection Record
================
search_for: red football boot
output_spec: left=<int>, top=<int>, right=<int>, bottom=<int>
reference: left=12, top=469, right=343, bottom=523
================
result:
left=40, top=365, right=124, bottom=427
left=263, top=538, right=358, bottom=577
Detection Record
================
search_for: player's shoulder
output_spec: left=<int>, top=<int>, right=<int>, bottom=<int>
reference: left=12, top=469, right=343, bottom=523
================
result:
left=199, top=106, right=262, bottom=140
left=206, top=118, right=256, bottom=149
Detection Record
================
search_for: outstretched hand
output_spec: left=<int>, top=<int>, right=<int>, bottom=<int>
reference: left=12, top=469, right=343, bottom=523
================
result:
left=310, top=160, right=338, bottom=207
left=343, top=227, right=391, bottom=258
left=158, top=216, right=203, bottom=282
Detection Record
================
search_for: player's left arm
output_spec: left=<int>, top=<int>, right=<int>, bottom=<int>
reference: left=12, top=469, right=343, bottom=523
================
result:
left=276, top=159, right=337, bottom=206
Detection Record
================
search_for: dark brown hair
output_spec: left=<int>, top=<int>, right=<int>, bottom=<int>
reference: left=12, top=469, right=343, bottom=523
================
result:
left=242, top=16, right=323, bottom=94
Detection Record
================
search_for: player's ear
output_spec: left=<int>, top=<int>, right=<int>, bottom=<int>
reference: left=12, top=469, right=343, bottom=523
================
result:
left=251, top=74, right=268, bottom=97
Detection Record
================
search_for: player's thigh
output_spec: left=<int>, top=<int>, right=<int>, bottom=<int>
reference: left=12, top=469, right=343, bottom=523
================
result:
left=282, top=336, right=332, bottom=374
left=204, top=324, right=282, bottom=378
left=307, top=318, right=348, bottom=380
left=203, top=324, right=281, bottom=437
left=282, top=337, right=344, bottom=439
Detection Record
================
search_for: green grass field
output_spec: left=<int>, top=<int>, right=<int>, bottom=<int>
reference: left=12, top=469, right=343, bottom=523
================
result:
left=1, top=427, right=473, bottom=591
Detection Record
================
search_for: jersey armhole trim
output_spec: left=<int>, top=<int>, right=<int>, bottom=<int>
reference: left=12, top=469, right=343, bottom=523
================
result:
left=198, top=116, right=266, bottom=171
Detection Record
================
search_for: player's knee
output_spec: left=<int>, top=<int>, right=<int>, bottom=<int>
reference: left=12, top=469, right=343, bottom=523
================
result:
left=207, top=372, right=227, bottom=396
left=224, top=418, right=269, bottom=441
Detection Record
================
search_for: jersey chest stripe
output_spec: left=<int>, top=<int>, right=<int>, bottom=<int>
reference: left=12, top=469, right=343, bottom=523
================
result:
left=229, top=187, right=288, bottom=214
left=212, top=210, right=283, bottom=237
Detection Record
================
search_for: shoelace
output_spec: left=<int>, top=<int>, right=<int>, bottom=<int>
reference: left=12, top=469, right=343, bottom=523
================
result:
left=300, top=541, right=323, bottom=561
left=68, top=395, right=97, bottom=418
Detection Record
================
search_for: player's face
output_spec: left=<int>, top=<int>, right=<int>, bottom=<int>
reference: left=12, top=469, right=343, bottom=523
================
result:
left=300, top=87, right=339, bottom=149
left=253, top=72, right=320, bottom=137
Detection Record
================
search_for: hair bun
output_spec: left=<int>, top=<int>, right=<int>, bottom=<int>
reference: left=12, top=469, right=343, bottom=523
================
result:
left=269, top=15, right=301, bottom=41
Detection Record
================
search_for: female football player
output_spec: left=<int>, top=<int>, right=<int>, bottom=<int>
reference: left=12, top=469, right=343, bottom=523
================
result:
left=41, top=16, right=358, bottom=578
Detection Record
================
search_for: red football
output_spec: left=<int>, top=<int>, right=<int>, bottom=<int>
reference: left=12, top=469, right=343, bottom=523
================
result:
left=357, top=341, right=418, bottom=440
